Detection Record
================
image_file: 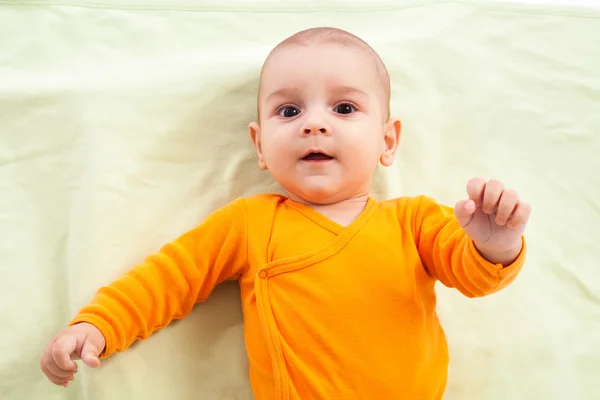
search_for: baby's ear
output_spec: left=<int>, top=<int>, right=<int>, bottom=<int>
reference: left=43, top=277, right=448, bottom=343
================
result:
left=380, top=117, right=401, bottom=167
left=249, top=122, right=267, bottom=170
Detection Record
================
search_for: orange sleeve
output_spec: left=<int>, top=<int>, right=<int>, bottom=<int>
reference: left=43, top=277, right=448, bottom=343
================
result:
left=411, top=195, right=526, bottom=298
left=69, top=198, right=248, bottom=357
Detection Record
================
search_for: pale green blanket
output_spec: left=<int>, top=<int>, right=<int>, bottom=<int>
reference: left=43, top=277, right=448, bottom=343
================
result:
left=1, top=1, right=599, bottom=399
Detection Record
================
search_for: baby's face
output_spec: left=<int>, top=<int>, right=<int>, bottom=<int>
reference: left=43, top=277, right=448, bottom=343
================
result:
left=251, top=43, right=399, bottom=205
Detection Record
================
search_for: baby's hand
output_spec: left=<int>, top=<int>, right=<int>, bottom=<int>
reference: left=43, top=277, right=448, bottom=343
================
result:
left=40, top=322, right=105, bottom=387
left=454, top=177, right=531, bottom=265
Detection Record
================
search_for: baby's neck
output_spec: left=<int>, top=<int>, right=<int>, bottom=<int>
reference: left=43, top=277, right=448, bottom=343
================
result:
left=291, top=195, right=370, bottom=227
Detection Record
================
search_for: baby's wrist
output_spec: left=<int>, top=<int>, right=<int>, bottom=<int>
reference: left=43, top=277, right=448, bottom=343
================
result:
left=474, top=240, right=522, bottom=266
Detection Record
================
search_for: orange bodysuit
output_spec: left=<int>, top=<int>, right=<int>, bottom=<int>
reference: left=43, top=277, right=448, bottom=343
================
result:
left=70, top=193, right=525, bottom=400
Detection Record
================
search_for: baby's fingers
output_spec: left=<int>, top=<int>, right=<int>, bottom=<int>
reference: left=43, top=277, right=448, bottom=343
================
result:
left=466, top=177, right=486, bottom=205
left=50, top=373, right=74, bottom=387
left=508, top=201, right=532, bottom=228
left=495, top=189, right=519, bottom=226
left=482, top=179, right=504, bottom=214
left=52, top=336, right=78, bottom=371
left=43, top=356, right=77, bottom=379
left=40, top=359, right=75, bottom=386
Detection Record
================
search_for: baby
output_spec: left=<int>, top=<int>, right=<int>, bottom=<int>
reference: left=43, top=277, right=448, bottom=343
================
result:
left=40, top=27, right=531, bottom=399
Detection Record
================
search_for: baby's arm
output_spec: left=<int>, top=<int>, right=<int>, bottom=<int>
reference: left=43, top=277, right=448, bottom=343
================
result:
left=40, top=199, right=248, bottom=386
left=411, top=179, right=530, bottom=297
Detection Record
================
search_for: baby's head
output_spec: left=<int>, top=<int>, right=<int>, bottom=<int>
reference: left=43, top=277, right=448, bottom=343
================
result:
left=249, top=27, right=401, bottom=205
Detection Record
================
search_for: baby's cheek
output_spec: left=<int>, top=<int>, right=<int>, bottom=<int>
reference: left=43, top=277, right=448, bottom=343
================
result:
left=346, top=137, right=377, bottom=158
left=264, top=141, right=292, bottom=167
left=262, top=138, right=281, bottom=156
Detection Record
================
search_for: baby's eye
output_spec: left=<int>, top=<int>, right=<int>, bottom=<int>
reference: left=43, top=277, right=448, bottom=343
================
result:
left=334, top=103, right=356, bottom=114
left=278, top=106, right=300, bottom=118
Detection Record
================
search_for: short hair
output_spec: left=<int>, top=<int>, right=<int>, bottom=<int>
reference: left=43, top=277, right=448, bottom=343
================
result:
left=257, top=27, right=391, bottom=119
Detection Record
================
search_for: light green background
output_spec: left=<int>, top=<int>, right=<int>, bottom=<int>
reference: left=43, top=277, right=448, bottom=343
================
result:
left=1, top=1, right=599, bottom=399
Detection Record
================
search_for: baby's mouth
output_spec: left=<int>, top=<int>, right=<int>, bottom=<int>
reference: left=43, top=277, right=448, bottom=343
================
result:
left=302, top=152, right=334, bottom=161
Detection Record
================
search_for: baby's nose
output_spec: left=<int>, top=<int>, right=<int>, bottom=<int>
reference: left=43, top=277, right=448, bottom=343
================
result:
left=302, top=122, right=330, bottom=135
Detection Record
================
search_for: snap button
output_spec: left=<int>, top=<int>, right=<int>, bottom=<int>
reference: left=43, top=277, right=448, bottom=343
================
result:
left=258, top=270, right=268, bottom=279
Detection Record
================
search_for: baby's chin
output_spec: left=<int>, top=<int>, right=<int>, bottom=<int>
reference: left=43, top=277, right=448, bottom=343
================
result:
left=284, top=184, right=354, bottom=205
